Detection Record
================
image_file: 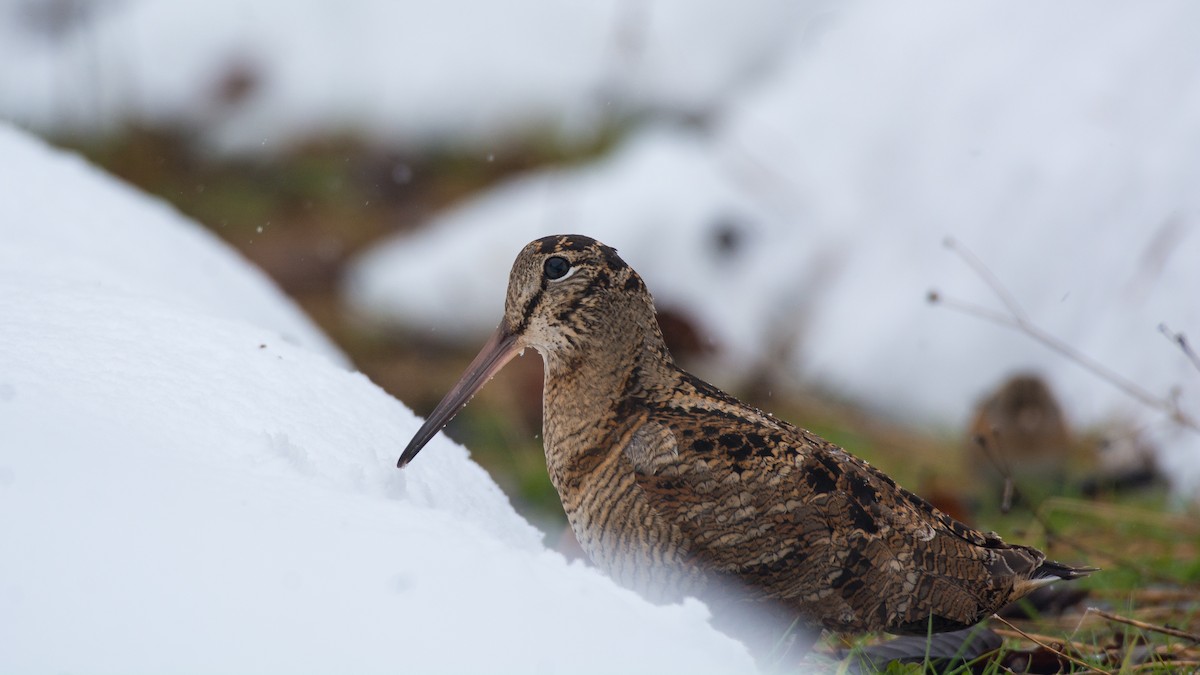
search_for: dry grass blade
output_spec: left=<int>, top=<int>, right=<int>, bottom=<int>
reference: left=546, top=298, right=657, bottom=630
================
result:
left=1038, top=498, right=1200, bottom=534
left=1088, top=607, right=1200, bottom=643
left=991, top=627, right=1098, bottom=655
left=1121, top=662, right=1200, bottom=673
left=1116, top=588, right=1200, bottom=605
left=1071, top=662, right=1200, bottom=675
left=991, top=614, right=1108, bottom=673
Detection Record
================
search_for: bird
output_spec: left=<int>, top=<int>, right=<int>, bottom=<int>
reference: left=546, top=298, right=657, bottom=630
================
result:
left=967, top=373, right=1074, bottom=508
left=397, top=234, right=1094, bottom=656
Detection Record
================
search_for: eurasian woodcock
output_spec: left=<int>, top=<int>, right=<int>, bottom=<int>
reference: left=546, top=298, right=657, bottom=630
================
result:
left=397, top=234, right=1093, bottom=654
left=968, top=373, right=1074, bottom=507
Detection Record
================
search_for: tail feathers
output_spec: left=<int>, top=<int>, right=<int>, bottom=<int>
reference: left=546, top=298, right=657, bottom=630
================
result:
left=1012, top=560, right=1096, bottom=608
left=1032, top=559, right=1098, bottom=582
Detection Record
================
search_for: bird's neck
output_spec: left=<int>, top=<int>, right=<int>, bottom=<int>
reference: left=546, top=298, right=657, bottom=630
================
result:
left=539, top=306, right=678, bottom=474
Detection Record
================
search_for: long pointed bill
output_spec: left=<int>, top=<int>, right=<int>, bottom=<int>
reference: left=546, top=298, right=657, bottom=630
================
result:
left=397, top=324, right=521, bottom=468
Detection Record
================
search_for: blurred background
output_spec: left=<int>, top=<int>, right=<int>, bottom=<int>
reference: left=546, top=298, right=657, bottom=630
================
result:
left=3, top=0, right=1198, bottom=568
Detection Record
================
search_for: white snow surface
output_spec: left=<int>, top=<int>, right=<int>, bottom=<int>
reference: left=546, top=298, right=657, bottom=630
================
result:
left=0, top=124, right=755, bottom=673
left=346, top=2, right=1200, bottom=494
left=0, top=124, right=346, bottom=365
left=0, top=0, right=813, bottom=152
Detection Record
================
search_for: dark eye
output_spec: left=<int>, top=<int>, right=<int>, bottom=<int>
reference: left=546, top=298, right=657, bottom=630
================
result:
left=543, top=256, right=571, bottom=280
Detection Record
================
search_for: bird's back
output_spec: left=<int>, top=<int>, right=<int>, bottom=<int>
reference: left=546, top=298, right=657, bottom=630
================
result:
left=560, top=369, right=1088, bottom=635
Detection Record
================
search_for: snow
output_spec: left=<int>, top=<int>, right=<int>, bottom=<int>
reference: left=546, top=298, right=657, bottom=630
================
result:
left=0, top=124, right=755, bottom=673
left=0, top=124, right=345, bottom=365
left=0, top=0, right=814, bottom=152
left=345, top=2, right=1200, bottom=494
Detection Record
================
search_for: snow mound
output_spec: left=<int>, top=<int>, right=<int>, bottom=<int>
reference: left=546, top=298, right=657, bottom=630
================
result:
left=0, top=125, right=754, bottom=673
left=0, top=0, right=813, bottom=152
left=0, top=123, right=346, bottom=365
left=345, top=2, right=1200, bottom=494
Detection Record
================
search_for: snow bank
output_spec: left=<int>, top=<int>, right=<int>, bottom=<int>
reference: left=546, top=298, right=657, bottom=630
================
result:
left=0, top=0, right=813, bottom=152
left=0, top=124, right=754, bottom=673
left=345, top=2, right=1200, bottom=493
left=0, top=124, right=345, bottom=364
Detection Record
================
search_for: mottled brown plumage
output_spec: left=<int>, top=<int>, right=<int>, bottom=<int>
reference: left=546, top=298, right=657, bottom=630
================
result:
left=968, top=373, right=1074, bottom=505
left=398, top=234, right=1093, bottom=651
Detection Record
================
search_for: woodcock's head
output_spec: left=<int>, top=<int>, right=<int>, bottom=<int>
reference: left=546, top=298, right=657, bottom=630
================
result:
left=397, top=234, right=656, bottom=468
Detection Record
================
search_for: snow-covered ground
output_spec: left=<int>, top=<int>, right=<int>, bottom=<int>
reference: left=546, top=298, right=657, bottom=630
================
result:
left=0, top=0, right=816, bottom=152
left=0, top=124, right=756, bottom=673
left=346, top=2, right=1200, bottom=495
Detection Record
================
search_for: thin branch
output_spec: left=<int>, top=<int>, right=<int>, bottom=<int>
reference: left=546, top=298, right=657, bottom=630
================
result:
left=1087, top=607, right=1200, bottom=643
left=1159, top=323, right=1200, bottom=374
left=991, top=615, right=1108, bottom=674
left=928, top=241, right=1199, bottom=433
left=944, top=237, right=1030, bottom=322
left=926, top=291, right=1022, bottom=329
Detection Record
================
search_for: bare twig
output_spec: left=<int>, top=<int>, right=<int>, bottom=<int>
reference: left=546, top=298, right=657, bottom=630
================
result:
left=1159, top=323, right=1200, bottom=374
left=1087, top=607, right=1200, bottom=643
left=944, top=237, right=1030, bottom=323
left=991, top=614, right=1108, bottom=673
left=926, top=291, right=1016, bottom=328
left=1000, top=480, right=1016, bottom=514
left=929, top=238, right=1199, bottom=433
